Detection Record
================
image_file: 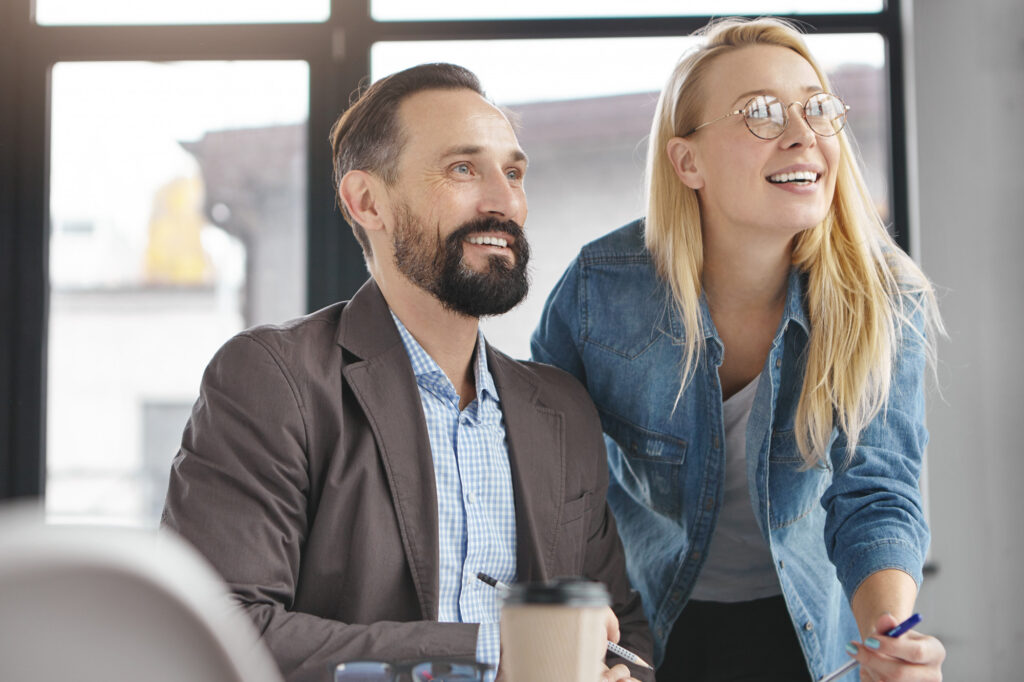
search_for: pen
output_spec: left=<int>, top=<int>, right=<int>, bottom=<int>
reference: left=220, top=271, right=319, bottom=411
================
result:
left=476, top=572, right=654, bottom=670
left=817, top=613, right=922, bottom=682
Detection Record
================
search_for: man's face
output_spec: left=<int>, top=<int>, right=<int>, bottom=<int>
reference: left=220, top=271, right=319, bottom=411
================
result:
left=384, top=88, right=530, bottom=317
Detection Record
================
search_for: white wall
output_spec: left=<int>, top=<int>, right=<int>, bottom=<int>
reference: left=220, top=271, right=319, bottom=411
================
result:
left=911, top=0, right=1024, bottom=677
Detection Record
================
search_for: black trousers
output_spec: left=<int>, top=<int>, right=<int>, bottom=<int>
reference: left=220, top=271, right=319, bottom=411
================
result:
left=656, top=596, right=813, bottom=682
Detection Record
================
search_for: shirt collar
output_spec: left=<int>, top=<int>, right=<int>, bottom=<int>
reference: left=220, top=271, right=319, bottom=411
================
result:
left=389, top=311, right=500, bottom=405
left=781, top=267, right=811, bottom=337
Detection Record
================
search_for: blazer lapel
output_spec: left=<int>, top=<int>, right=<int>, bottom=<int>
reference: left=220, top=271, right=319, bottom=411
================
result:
left=339, top=281, right=441, bottom=620
left=488, top=349, right=565, bottom=583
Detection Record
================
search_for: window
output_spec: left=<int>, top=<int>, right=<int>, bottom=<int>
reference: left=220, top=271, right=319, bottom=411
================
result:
left=36, top=0, right=330, bottom=26
left=46, top=61, right=308, bottom=525
left=1, top=0, right=914, bottom=512
left=372, top=0, right=883, bottom=21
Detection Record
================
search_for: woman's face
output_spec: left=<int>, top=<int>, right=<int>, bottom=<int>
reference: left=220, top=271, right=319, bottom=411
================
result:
left=680, top=44, right=841, bottom=244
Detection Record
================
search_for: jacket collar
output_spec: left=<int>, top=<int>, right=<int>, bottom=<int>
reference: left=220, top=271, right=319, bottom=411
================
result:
left=487, top=348, right=563, bottom=584
left=338, top=279, right=563, bottom=610
left=338, top=280, right=443, bottom=619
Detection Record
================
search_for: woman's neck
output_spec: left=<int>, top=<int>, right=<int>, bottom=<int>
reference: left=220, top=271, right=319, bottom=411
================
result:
left=701, top=227, right=793, bottom=314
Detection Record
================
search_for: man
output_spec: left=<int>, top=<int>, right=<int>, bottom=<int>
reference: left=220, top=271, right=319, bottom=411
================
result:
left=162, top=63, right=652, bottom=682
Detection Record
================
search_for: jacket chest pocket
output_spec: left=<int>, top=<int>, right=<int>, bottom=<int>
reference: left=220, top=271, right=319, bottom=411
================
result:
left=601, top=411, right=687, bottom=519
left=553, top=492, right=589, bottom=574
left=767, top=429, right=832, bottom=529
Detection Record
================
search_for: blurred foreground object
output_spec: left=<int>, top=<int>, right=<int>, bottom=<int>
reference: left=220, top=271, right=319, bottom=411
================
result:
left=0, top=504, right=284, bottom=682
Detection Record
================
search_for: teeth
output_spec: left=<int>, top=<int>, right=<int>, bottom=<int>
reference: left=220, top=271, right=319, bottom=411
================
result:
left=467, top=235, right=508, bottom=247
left=768, top=170, right=818, bottom=184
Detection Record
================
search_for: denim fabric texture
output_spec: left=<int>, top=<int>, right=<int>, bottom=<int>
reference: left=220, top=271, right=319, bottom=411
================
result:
left=530, top=220, right=930, bottom=678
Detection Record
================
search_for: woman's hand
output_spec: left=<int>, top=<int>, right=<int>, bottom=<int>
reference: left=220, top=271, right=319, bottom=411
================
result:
left=850, top=613, right=945, bottom=681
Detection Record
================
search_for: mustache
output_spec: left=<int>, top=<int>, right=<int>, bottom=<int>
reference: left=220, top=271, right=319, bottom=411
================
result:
left=445, top=216, right=525, bottom=244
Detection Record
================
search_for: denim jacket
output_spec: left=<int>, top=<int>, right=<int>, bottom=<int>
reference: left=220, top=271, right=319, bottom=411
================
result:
left=531, top=220, right=930, bottom=676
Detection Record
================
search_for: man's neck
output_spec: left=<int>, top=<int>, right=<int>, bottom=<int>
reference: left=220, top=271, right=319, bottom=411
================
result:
left=381, top=277, right=480, bottom=409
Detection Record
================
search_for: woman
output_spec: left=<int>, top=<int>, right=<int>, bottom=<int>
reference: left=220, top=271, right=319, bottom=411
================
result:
left=532, top=18, right=945, bottom=682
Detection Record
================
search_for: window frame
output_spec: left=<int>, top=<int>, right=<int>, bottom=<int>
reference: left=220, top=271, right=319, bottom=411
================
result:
left=0, top=0, right=912, bottom=499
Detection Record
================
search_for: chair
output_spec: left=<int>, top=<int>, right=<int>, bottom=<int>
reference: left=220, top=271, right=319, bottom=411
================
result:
left=0, top=504, right=285, bottom=682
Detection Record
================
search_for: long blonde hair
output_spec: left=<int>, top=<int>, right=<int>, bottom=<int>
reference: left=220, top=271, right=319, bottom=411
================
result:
left=645, top=17, right=941, bottom=467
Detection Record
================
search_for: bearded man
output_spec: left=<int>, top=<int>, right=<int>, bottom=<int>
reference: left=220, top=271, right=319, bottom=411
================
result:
left=162, top=63, right=652, bottom=682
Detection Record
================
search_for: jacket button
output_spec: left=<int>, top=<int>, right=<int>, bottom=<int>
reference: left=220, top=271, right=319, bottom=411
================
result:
left=690, top=550, right=701, bottom=562
left=713, top=436, right=721, bottom=449
left=776, top=357, right=782, bottom=368
left=704, top=497, right=714, bottom=510
left=804, top=621, right=813, bottom=632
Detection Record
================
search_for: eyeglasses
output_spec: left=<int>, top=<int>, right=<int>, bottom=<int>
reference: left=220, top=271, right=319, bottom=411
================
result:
left=685, top=92, right=850, bottom=139
left=335, top=660, right=493, bottom=682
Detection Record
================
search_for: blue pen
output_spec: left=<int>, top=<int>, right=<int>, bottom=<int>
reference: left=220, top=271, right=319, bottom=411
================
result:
left=818, top=613, right=922, bottom=682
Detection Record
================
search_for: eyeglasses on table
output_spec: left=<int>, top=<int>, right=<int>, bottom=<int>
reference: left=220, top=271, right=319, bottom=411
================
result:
left=334, top=659, right=493, bottom=682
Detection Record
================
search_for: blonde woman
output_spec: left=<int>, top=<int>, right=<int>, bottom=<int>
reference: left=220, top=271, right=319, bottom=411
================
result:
left=532, top=18, right=945, bottom=682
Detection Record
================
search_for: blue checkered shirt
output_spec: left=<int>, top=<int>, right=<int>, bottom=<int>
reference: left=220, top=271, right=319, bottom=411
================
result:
left=391, top=312, right=517, bottom=676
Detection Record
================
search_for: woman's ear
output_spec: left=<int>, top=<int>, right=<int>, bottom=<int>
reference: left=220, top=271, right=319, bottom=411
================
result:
left=666, top=137, right=704, bottom=190
left=338, top=170, right=386, bottom=232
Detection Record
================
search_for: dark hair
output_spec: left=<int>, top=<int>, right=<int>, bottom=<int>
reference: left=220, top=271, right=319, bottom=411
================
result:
left=329, top=63, right=485, bottom=255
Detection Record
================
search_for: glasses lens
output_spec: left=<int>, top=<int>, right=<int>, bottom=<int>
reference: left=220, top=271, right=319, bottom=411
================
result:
left=335, top=662, right=393, bottom=682
left=412, top=662, right=485, bottom=681
left=743, top=95, right=786, bottom=139
left=804, top=93, right=847, bottom=136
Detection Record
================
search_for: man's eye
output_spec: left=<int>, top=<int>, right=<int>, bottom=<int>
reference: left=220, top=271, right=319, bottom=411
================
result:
left=452, top=163, right=471, bottom=175
left=506, top=168, right=523, bottom=182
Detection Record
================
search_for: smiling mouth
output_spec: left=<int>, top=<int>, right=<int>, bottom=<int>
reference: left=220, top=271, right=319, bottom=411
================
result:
left=465, top=235, right=510, bottom=248
left=767, top=170, right=821, bottom=185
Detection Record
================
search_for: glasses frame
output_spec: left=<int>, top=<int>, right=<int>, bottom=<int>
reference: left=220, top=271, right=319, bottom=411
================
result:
left=684, top=92, right=850, bottom=139
left=334, top=659, right=494, bottom=682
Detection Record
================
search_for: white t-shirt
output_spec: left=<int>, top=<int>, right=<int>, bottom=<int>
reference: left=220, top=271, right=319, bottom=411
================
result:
left=689, top=376, right=782, bottom=602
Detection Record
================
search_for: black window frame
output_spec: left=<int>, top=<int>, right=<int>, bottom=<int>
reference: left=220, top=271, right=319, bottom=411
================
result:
left=0, top=0, right=912, bottom=500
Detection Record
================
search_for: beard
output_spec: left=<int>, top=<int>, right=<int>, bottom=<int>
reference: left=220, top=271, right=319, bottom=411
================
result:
left=391, top=205, right=530, bottom=318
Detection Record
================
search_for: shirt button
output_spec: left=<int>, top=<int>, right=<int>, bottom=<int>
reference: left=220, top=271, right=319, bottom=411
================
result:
left=804, top=621, right=814, bottom=632
left=467, top=491, right=477, bottom=504
left=779, top=560, right=785, bottom=570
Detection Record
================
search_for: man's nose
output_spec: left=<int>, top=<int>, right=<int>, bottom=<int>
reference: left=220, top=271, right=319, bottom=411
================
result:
left=478, top=170, right=526, bottom=221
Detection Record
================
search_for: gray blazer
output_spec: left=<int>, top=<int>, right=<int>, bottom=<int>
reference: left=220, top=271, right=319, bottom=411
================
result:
left=162, top=279, right=652, bottom=682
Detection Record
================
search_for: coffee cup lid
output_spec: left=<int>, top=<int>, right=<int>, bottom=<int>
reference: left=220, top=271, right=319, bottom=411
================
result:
left=502, top=578, right=610, bottom=607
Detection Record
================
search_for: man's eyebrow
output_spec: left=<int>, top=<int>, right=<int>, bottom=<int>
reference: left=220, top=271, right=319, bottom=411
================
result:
left=441, top=145, right=483, bottom=158
left=440, top=145, right=529, bottom=165
left=731, top=85, right=824, bottom=107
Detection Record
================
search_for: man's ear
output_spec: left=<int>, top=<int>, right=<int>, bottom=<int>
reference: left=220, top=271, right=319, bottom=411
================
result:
left=665, top=137, right=704, bottom=190
left=338, top=170, right=387, bottom=232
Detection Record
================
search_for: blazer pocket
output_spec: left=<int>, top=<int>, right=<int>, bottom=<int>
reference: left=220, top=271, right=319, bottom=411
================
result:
left=553, top=492, right=589, bottom=575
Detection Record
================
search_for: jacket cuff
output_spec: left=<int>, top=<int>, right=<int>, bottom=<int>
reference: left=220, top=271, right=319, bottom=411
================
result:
left=837, top=537, right=925, bottom=603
